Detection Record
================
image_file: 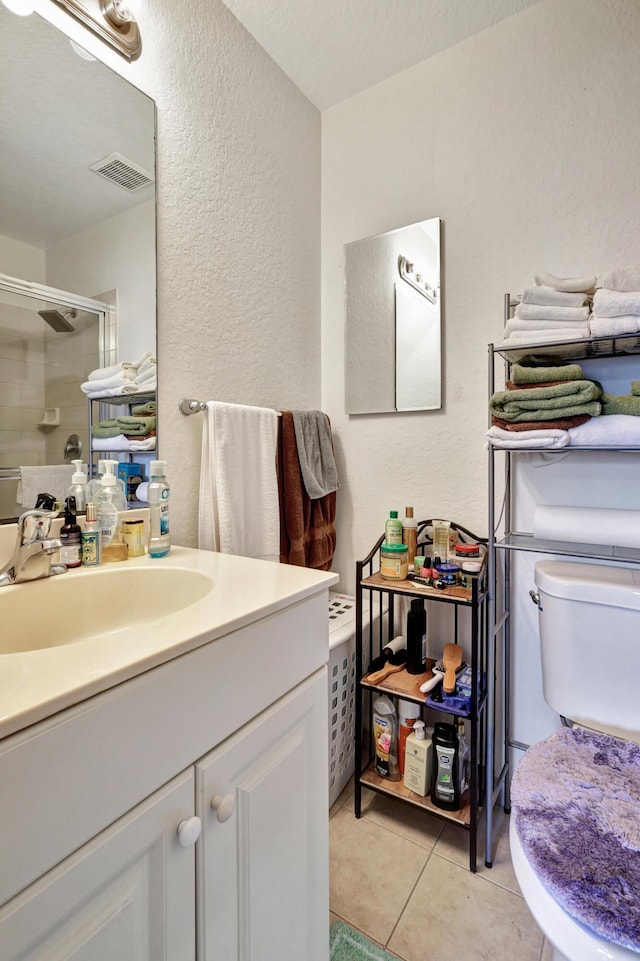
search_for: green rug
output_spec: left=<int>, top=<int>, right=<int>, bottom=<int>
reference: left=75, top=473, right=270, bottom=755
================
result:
left=330, top=920, right=399, bottom=960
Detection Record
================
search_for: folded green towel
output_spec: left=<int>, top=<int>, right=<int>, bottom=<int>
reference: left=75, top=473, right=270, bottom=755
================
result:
left=602, top=393, right=640, bottom=416
left=511, top=361, right=585, bottom=385
left=115, top=415, right=156, bottom=435
left=131, top=401, right=157, bottom=415
left=91, top=419, right=122, bottom=438
left=490, top=380, right=602, bottom=422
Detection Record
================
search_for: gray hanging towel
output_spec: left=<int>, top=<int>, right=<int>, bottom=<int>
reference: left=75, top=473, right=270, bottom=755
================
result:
left=291, top=410, right=339, bottom=500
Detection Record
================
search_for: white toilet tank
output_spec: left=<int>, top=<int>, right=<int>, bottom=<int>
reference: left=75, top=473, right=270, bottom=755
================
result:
left=534, top=560, right=640, bottom=735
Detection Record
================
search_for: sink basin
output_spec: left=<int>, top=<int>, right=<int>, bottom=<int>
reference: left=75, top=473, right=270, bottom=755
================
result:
left=0, top=565, right=214, bottom=655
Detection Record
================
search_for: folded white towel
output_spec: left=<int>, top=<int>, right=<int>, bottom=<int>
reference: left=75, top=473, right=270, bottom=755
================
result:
left=81, top=372, right=140, bottom=394
left=486, top=425, right=569, bottom=449
left=592, top=289, right=640, bottom=318
left=136, top=367, right=157, bottom=385
left=88, top=362, right=137, bottom=382
left=534, top=272, right=596, bottom=293
left=505, top=318, right=590, bottom=335
left=91, top=435, right=130, bottom=451
left=598, top=266, right=640, bottom=292
left=136, top=355, right=157, bottom=378
left=198, top=401, right=280, bottom=563
left=568, top=414, right=640, bottom=447
left=515, top=303, right=590, bottom=322
left=17, top=464, right=75, bottom=508
left=84, top=384, right=141, bottom=400
left=91, top=435, right=157, bottom=452
left=502, top=328, right=589, bottom=345
left=521, top=286, right=587, bottom=308
left=589, top=316, right=640, bottom=337
left=129, top=437, right=157, bottom=452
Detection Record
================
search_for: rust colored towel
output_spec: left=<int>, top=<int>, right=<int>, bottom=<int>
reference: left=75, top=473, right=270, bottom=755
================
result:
left=278, top=410, right=336, bottom=570
left=492, top=414, right=592, bottom=432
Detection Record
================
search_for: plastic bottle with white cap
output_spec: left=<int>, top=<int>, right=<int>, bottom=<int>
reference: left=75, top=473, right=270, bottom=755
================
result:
left=95, top=459, right=127, bottom=561
left=403, top=719, right=433, bottom=796
left=69, top=459, right=88, bottom=512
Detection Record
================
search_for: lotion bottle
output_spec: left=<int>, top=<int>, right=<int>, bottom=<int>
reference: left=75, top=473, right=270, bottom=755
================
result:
left=69, top=459, right=88, bottom=513
left=403, top=720, right=432, bottom=797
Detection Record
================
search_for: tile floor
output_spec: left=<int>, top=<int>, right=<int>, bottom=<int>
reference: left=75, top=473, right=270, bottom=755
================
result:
left=329, top=779, right=552, bottom=961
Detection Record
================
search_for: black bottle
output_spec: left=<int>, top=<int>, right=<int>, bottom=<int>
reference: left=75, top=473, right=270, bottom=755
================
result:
left=60, top=496, right=82, bottom=569
left=406, top=598, right=426, bottom=674
left=431, top=722, right=460, bottom=810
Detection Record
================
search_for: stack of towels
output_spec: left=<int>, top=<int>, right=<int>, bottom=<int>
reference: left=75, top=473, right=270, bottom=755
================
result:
left=591, top=266, right=640, bottom=338
left=487, top=359, right=602, bottom=449
left=501, top=272, right=594, bottom=346
left=81, top=352, right=156, bottom=399
left=91, top=400, right=157, bottom=451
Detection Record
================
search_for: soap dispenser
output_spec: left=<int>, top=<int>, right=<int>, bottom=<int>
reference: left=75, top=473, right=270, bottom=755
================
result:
left=69, top=459, right=88, bottom=512
left=96, top=459, right=128, bottom=562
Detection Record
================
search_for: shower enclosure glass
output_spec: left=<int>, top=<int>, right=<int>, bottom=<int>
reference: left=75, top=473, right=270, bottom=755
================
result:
left=0, top=274, right=113, bottom=521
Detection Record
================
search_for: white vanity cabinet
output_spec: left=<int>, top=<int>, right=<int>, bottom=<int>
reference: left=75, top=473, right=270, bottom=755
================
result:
left=196, top=670, right=328, bottom=961
left=0, top=566, right=335, bottom=961
left=0, top=771, right=198, bottom=961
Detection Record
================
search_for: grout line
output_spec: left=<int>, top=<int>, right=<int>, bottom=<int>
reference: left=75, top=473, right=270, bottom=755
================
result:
left=383, top=845, right=434, bottom=951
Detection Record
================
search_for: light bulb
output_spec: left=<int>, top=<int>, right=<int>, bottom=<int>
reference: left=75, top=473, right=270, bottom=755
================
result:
left=0, top=0, right=35, bottom=15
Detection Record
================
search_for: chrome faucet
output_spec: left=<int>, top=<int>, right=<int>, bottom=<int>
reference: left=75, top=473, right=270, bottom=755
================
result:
left=0, top=509, right=67, bottom=587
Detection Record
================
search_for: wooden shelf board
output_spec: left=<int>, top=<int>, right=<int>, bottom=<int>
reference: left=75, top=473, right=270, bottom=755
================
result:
left=359, top=762, right=471, bottom=827
left=360, top=571, right=473, bottom=603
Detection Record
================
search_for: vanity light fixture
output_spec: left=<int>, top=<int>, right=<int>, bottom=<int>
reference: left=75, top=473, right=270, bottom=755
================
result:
left=0, top=0, right=35, bottom=15
left=398, top=255, right=438, bottom=306
left=51, top=0, right=144, bottom=60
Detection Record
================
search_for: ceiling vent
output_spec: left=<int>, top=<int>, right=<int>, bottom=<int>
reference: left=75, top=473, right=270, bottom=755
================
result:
left=90, top=152, right=154, bottom=192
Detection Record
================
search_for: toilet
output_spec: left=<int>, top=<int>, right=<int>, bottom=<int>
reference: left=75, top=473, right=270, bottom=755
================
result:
left=510, top=560, right=640, bottom=961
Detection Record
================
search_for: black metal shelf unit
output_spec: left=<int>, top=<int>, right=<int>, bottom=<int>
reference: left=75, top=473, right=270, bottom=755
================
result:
left=354, top=519, right=499, bottom=873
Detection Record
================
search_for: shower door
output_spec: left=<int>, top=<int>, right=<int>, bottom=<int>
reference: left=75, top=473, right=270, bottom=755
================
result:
left=0, top=274, right=114, bottom=521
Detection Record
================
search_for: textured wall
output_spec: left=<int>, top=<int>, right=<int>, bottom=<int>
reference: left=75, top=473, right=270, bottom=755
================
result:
left=37, top=0, right=321, bottom=548
left=322, top=0, right=640, bottom=595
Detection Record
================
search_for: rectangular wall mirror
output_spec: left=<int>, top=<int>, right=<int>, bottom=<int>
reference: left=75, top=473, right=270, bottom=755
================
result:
left=0, top=7, right=156, bottom=521
left=345, top=218, right=441, bottom=414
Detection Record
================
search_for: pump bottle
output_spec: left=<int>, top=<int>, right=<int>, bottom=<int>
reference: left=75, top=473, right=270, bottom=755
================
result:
left=69, top=460, right=88, bottom=513
left=148, top=460, right=171, bottom=557
left=96, top=460, right=128, bottom=562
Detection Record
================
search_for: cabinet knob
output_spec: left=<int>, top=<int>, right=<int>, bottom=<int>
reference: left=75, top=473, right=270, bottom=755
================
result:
left=177, top=816, right=202, bottom=847
left=211, top=793, right=235, bottom=822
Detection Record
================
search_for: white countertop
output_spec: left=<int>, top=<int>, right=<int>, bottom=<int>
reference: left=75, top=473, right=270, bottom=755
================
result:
left=0, top=546, right=337, bottom=741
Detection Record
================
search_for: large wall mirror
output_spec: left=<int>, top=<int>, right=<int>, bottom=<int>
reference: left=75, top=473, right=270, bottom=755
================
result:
left=345, top=218, right=441, bottom=414
left=0, top=6, right=156, bottom=521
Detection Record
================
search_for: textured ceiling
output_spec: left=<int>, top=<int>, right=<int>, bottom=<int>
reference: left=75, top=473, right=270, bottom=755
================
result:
left=0, top=7, right=155, bottom=249
left=221, top=0, right=542, bottom=109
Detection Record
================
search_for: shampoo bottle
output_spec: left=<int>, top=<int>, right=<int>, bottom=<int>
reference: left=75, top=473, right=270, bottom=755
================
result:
left=69, top=460, right=88, bottom=513
left=431, top=721, right=460, bottom=810
left=96, top=460, right=128, bottom=562
left=385, top=510, right=402, bottom=545
left=59, top=496, right=82, bottom=568
left=148, top=460, right=171, bottom=557
left=403, top=720, right=432, bottom=797
left=402, top=506, right=418, bottom=564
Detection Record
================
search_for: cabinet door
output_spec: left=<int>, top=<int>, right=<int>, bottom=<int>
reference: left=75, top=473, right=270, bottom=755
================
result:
left=196, top=669, right=329, bottom=961
left=0, top=769, right=196, bottom=961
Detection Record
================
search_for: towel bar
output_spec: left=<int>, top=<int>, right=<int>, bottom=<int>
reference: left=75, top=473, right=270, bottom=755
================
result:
left=179, top=398, right=283, bottom=416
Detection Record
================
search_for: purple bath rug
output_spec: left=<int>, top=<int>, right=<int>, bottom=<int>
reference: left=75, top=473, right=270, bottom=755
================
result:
left=512, top=726, right=640, bottom=952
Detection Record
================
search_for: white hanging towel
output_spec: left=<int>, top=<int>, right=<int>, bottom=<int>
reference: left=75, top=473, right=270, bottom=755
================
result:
left=198, top=401, right=280, bottom=563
